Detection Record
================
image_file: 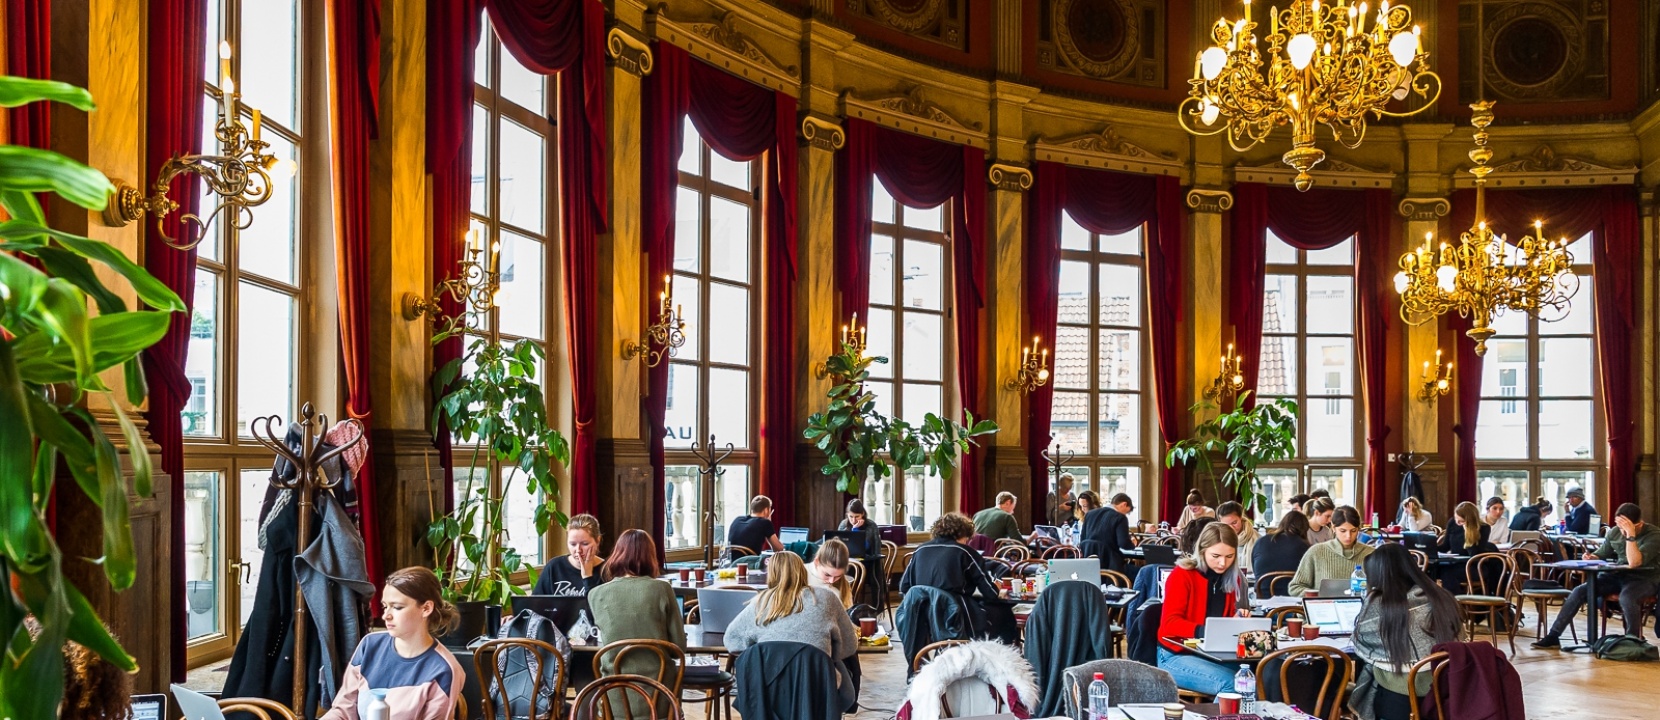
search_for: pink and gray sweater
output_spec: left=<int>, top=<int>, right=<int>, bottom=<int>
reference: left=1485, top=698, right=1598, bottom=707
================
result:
left=320, top=633, right=462, bottom=720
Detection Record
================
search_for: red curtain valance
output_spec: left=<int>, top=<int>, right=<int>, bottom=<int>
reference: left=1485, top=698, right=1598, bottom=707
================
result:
left=1024, top=163, right=1186, bottom=522
left=643, top=43, right=799, bottom=537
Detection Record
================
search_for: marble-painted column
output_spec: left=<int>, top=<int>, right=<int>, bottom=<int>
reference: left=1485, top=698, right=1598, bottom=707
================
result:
left=1397, top=197, right=1451, bottom=455
left=793, top=114, right=844, bottom=535
left=1639, top=189, right=1658, bottom=519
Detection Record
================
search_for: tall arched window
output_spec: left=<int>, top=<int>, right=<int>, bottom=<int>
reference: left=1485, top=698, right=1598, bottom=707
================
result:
left=662, top=119, right=760, bottom=551
left=862, top=183, right=953, bottom=532
left=1256, top=232, right=1361, bottom=524
left=1476, top=233, right=1600, bottom=523
left=1049, top=213, right=1149, bottom=522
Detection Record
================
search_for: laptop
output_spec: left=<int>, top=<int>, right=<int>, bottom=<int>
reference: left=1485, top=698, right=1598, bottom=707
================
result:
left=1316, top=578, right=1354, bottom=598
left=1589, top=514, right=1603, bottom=536
left=1140, top=543, right=1179, bottom=565
left=696, top=587, right=756, bottom=634
left=779, top=526, right=810, bottom=545
left=1302, top=597, right=1364, bottom=636
left=510, top=594, right=591, bottom=634
left=1152, top=566, right=1175, bottom=601
left=823, top=529, right=871, bottom=558
left=1200, top=617, right=1272, bottom=653
left=131, top=695, right=167, bottom=720
left=172, top=684, right=227, bottom=720
left=1047, top=557, right=1101, bottom=582
left=879, top=524, right=909, bottom=545
left=1399, top=531, right=1438, bottom=556
left=1510, top=530, right=1540, bottom=544
left=1032, top=524, right=1063, bottom=542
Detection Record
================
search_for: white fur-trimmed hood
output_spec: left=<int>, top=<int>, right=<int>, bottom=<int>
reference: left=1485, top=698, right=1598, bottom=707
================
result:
left=900, top=640, right=1039, bottom=720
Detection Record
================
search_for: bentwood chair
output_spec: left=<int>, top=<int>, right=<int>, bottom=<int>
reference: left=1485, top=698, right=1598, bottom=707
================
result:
left=1266, top=605, right=1305, bottom=632
left=571, top=675, right=681, bottom=720
left=911, top=638, right=972, bottom=674
left=1405, top=652, right=1452, bottom=720
left=593, top=639, right=685, bottom=708
left=1041, top=544, right=1082, bottom=560
left=1408, top=549, right=1431, bottom=572
left=847, top=558, right=868, bottom=599
left=215, top=698, right=298, bottom=720
left=1254, top=571, right=1295, bottom=598
left=476, top=637, right=568, bottom=720
left=1456, top=552, right=1518, bottom=655
left=1509, top=547, right=1577, bottom=641
left=993, top=543, right=1031, bottom=563
left=725, top=545, right=757, bottom=563
left=1256, top=646, right=1353, bottom=720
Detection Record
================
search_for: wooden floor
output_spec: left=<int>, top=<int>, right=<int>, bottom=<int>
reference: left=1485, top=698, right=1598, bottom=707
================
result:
left=184, top=609, right=1658, bottom=719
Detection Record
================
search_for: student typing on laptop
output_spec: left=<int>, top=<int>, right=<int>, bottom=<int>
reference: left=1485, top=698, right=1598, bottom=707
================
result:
left=1157, top=523, right=1253, bottom=697
left=837, top=498, right=882, bottom=554
left=1288, top=506, right=1374, bottom=597
left=727, top=495, right=785, bottom=558
left=320, top=567, right=463, bottom=720
left=1349, top=544, right=1461, bottom=720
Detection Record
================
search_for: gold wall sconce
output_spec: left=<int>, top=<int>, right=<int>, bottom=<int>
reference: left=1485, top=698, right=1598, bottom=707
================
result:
left=1203, top=342, right=1247, bottom=404
left=1004, top=335, right=1050, bottom=392
left=621, top=274, right=687, bottom=368
left=404, top=229, right=500, bottom=333
left=1418, top=348, right=1454, bottom=402
left=814, top=313, right=869, bottom=379
left=104, top=41, right=295, bottom=250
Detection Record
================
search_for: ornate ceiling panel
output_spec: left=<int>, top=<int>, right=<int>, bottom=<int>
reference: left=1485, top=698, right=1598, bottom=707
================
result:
left=1035, top=0, right=1165, bottom=89
left=1456, top=0, right=1610, bottom=105
left=844, top=0, right=967, bottom=52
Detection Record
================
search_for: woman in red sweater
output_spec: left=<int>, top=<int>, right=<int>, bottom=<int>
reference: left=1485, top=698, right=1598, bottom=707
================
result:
left=1158, top=523, right=1251, bottom=696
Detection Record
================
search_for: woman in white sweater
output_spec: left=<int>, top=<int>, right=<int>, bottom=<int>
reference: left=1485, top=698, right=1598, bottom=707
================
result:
left=1396, top=496, right=1433, bottom=532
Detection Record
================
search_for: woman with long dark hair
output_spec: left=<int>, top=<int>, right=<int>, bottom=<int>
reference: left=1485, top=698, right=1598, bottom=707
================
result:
left=1252, top=510, right=1312, bottom=578
left=1348, top=544, right=1463, bottom=720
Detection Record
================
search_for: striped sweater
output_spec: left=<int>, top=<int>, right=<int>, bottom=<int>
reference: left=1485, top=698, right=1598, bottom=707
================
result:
left=320, top=633, right=462, bottom=720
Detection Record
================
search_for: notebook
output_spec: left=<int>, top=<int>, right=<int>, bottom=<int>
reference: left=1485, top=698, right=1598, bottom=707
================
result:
left=1302, top=597, right=1364, bottom=636
left=1200, top=617, right=1272, bottom=653
left=779, top=526, right=810, bottom=545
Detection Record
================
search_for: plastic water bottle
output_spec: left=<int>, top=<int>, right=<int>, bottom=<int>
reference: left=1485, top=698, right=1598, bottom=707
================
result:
left=1243, top=573, right=1256, bottom=608
left=1234, top=665, right=1257, bottom=714
left=569, top=610, right=594, bottom=645
left=1349, top=565, right=1366, bottom=596
left=366, top=690, right=390, bottom=720
left=1088, top=672, right=1111, bottom=719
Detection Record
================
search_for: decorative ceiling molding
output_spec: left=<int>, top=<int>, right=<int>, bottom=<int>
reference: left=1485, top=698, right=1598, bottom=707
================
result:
left=1452, top=144, right=1636, bottom=189
left=800, top=115, right=846, bottom=151
left=1232, top=157, right=1395, bottom=189
left=652, top=9, right=800, bottom=96
left=1397, top=197, right=1451, bottom=222
left=987, top=163, right=1033, bottom=192
left=840, top=86, right=988, bottom=149
left=1030, top=125, right=1184, bottom=178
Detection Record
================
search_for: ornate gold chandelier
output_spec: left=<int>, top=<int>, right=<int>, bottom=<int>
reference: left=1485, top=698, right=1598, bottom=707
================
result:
left=1392, top=101, right=1578, bottom=356
left=1178, top=0, right=1441, bottom=191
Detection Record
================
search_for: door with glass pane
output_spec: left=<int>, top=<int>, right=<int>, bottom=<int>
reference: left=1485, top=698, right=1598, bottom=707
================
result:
left=183, top=463, right=276, bottom=664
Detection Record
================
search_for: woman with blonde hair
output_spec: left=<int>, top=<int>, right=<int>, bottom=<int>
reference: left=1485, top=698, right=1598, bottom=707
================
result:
left=1157, top=523, right=1251, bottom=696
left=726, top=552, right=858, bottom=659
left=1397, top=496, right=1433, bottom=532
left=322, top=567, right=463, bottom=719
left=810, top=537, right=856, bottom=609
left=532, top=513, right=607, bottom=597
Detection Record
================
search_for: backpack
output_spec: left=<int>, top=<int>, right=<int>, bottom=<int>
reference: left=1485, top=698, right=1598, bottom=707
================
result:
left=1589, top=634, right=1659, bottom=662
left=484, top=609, right=573, bottom=718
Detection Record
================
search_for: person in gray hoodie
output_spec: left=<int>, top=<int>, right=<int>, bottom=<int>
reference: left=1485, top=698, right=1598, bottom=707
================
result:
left=1348, top=544, right=1463, bottom=720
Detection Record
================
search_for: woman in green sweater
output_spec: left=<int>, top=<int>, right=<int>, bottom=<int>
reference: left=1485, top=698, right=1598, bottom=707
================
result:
left=589, top=530, right=686, bottom=717
left=1288, top=505, right=1374, bottom=596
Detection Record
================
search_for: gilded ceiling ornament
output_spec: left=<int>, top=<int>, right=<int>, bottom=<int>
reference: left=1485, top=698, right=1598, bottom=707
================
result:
left=856, top=86, right=983, bottom=133
left=1052, top=0, right=1141, bottom=80
left=863, top=0, right=947, bottom=34
left=683, top=11, right=799, bottom=78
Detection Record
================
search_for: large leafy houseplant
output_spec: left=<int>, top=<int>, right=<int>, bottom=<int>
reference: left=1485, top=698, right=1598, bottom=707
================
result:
left=426, top=302, right=569, bottom=606
left=1164, top=391, right=1298, bottom=513
left=803, top=341, right=999, bottom=493
left=0, top=78, right=185, bottom=720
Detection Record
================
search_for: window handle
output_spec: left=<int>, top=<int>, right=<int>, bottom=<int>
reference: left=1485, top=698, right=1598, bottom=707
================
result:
left=230, top=559, right=252, bottom=584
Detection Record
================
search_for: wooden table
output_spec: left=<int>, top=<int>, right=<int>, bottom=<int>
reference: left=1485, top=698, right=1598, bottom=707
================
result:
left=1162, top=635, right=1353, bottom=668
left=1535, top=559, right=1629, bottom=652
left=658, top=573, right=767, bottom=599
left=567, top=624, right=892, bottom=655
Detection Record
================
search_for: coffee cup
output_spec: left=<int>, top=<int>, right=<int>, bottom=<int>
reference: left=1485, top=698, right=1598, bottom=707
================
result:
left=860, top=618, right=877, bottom=637
left=1302, top=624, right=1321, bottom=641
left=736, top=563, right=748, bottom=580
left=1162, top=703, right=1185, bottom=720
left=1217, top=692, right=1242, bottom=714
left=1286, top=618, right=1304, bottom=637
left=694, top=568, right=706, bottom=583
left=1304, top=590, right=1320, bottom=598
left=677, top=568, right=690, bottom=583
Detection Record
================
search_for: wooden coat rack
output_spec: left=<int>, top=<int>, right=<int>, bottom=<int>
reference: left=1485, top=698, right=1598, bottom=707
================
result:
left=250, top=402, right=364, bottom=715
left=689, top=434, right=734, bottom=569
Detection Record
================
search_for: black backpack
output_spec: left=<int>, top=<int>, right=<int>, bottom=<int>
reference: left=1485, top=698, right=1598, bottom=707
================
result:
left=484, top=609, right=572, bottom=719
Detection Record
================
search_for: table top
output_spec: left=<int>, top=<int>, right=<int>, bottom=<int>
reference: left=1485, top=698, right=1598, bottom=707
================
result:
left=985, top=587, right=1139, bottom=609
left=564, top=624, right=892, bottom=655
left=659, top=574, right=768, bottom=598
left=1163, top=634, right=1353, bottom=665
left=1536, top=559, right=1631, bottom=573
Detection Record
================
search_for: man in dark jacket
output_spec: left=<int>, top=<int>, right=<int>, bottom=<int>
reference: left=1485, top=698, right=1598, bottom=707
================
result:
left=1563, top=487, right=1597, bottom=535
left=900, top=512, right=1012, bottom=643
left=1079, top=502, right=1135, bottom=573
left=734, top=641, right=850, bottom=720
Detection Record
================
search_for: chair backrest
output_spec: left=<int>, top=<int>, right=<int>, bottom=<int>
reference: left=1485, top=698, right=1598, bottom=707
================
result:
left=726, top=544, right=758, bottom=562
left=1464, top=552, right=1513, bottom=596
left=1255, top=571, right=1295, bottom=597
left=1266, top=605, right=1305, bottom=631
left=1405, top=651, right=1451, bottom=720
left=994, top=543, right=1031, bottom=562
left=1062, top=659, right=1177, bottom=717
left=216, top=698, right=298, bottom=720
left=593, top=638, right=684, bottom=710
left=847, top=559, right=867, bottom=598
left=1099, top=569, right=1132, bottom=589
left=1042, top=545, right=1081, bottom=560
left=455, top=694, right=466, bottom=720
left=881, top=540, right=902, bottom=576
left=912, top=639, right=972, bottom=673
left=981, top=556, right=1016, bottom=579
left=474, top=637, right=567, bottom=720
left=1257, top=646, right=1353, bottom=720
left=571, top=674, right=680, bottom=720
left=1408, top=549, right=1431, bottom=572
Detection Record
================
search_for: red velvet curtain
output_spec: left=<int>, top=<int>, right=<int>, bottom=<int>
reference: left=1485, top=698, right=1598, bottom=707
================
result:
left=1229, top=184, right=1393, bottom=515
left=834, top=118, right=986, bottom=508
left=1450, top=312, right=1482, bottom=505
left=1448, top=186, right=1640, bottom=508
left=1023, top=163, right=1185, bottom=521
left=4, top=0, right=49, bottom=149
left=329, top=0, right=382, bottom=601
left=142, top=0, right=208, bottom=684
left=644, top=45, right=799, bottom=536
left=427, top=0, right=607, bottom=512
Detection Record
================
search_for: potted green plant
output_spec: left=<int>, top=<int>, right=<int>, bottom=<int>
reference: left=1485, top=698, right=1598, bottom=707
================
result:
left=425, top=294, right=569, bottom=641
left=802, top=341, right=998, bottom=495
left=1164, top=391, right=1298, bottom=514
left=0, top=77, right=186, bottom=719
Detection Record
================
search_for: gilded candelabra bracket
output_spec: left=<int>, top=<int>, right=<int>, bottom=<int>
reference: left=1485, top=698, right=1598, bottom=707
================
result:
left=1202, top=342, right=1247, bottom=405
left=622, top=274, right=688, bottom=368
left=404, top=238, right=502, bottom=338
left=1004, top=336, right=1050, bottom=393
left=1416, top=349, right=1453, bottom=402
left=814, top=313, right=869, bottom=379
left=1179, top=0, right=1441, bottom=191
left=105, top=41, right=289, bottom=250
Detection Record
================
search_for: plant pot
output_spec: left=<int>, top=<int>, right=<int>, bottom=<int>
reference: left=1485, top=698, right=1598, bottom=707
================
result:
left=485, top=603, right=502, bottom=638
left=442, top=600, right=490, bottom=648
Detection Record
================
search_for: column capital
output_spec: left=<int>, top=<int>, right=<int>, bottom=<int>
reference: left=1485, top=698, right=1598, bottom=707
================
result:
left=606, top=27, right=654, bottom=76
left=1641, top=188, right=1658, bottom=218
left=987, top=162, right=1033, bottom=192
left=1185, top=188, right=1234, bottom=214
left=1398, top=197, right=1451, bottom=221
left=799, top=115, right=845, bottom=151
